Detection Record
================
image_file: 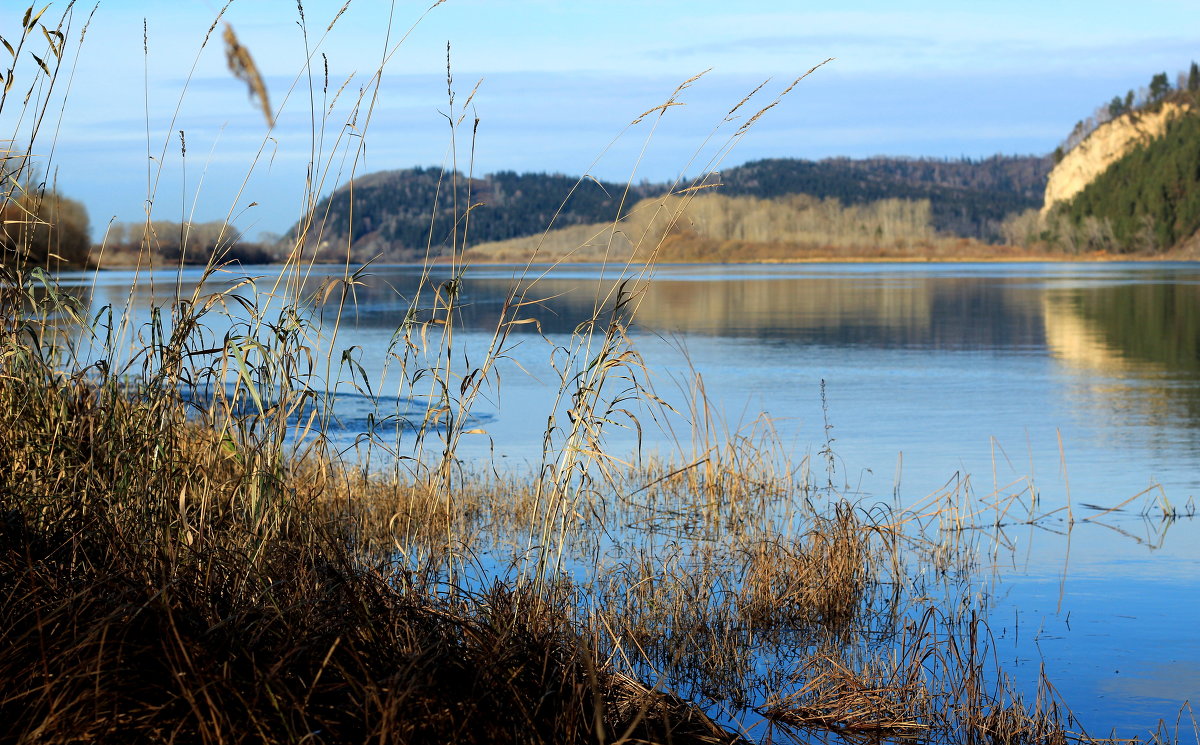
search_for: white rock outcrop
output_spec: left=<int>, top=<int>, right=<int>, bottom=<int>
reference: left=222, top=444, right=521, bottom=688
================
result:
left=1042, top=102, right=1192, bottom=214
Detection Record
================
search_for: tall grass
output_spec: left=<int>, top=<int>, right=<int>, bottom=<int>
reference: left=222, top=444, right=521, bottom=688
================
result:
left=1, top=3, right=1197, bottom=745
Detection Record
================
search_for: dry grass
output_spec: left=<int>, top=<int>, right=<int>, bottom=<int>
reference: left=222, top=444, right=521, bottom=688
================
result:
left=735, top=504, right=872, bottom=633
left=465, top=192, right=1059, bottom=265
left=0, top=333, right=747, bottom=745
left=2, top=3, right=1196, bottom=745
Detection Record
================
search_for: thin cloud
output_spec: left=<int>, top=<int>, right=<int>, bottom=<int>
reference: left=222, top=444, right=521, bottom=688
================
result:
left=650, top=31, right=1200, bottom=76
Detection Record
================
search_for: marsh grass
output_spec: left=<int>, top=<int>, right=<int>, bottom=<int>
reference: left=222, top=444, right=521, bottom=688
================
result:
left=0, top=399, right=733, bottom=743
left=2, top=3, right=1197, bottom=745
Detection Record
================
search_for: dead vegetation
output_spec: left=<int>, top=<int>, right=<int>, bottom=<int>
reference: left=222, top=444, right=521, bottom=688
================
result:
left=2, top=3, right=1197, bottom=745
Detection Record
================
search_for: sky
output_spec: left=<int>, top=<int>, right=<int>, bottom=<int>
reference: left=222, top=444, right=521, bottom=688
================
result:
left=5, top=0, right=1200, bottom=240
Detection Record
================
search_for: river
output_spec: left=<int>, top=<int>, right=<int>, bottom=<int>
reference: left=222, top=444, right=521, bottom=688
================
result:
left=60, top=260, right=1200, bottom=739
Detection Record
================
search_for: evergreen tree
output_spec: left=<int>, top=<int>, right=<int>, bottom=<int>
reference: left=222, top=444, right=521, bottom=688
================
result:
left=1108, top=95, right=1126, bottom=119
left=1150, top=72, right=1172, bottom=102
left=1189, top=61, right=1200, bottom=93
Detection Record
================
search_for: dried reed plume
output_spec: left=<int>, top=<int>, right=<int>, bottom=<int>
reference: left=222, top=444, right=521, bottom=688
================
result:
left=223, top=22, right=273, bottom=127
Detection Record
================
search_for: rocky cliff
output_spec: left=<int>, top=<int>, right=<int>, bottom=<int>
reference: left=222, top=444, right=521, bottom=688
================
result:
left=1042, top=102, right=1192, bottom=214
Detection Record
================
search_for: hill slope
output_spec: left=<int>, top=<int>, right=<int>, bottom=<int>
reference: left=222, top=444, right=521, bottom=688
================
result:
left=295, top=167, right=654, bottom=262
left=295, top=156, right=1049, bottom=260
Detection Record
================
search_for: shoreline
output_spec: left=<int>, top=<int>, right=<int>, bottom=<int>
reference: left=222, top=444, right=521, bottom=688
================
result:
left=77, top=249, right=1200, bottom=271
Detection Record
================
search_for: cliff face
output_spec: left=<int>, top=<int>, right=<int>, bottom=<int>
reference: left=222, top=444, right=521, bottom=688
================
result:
left=1042, top=102, right=1192, bottom=214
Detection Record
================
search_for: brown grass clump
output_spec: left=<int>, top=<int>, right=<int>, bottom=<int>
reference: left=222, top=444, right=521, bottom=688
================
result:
left=0, top=343, right=741, bottom=745
left=759, top=650, right=932, bottom=737
left=966, top=703, right=1072, bottom=745
left=736, top=503, right=872, bottom=633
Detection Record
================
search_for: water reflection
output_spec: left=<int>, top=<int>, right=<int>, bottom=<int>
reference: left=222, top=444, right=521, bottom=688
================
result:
left=220, top=265, right=1052, bottom=350
left=1042, top=276, right=1200, bottom=374
left=458, top=271, right=1049, bottom=350
left=67, top=262, right=1200, bottom=442
left=56, top=261, right=1200, bottom=738
left=1041, top=275, right=1200, bottom=443
left=1060, top=275, right=1200, bottom=372
left=82, top=263, right=1200, bottom=368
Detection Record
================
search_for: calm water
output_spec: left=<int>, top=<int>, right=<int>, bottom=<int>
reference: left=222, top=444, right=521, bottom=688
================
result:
left=62, top=261, right=1200, bottom=738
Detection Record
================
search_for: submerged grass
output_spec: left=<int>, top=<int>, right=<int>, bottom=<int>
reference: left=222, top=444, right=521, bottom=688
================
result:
left=2, top=3, right=1197, bottom=745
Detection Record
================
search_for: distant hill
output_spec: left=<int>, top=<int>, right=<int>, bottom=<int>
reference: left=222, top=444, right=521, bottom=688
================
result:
left=294, top=167, right=656, bottom=262
left=716, top=156, right=1050, bottom=240
left=294, top=156, right=1050, bottom=261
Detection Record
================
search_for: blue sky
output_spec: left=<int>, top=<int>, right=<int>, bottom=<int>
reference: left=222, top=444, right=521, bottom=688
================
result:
left=6, top=0, right=1199, bottom=239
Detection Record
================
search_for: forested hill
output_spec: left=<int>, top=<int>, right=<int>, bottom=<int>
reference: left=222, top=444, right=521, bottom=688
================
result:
left=297, top=167, right=658, bottom=261
left=716, top=156, right=1051, bottom=239
left=297, top=156, right=1050, bottom=260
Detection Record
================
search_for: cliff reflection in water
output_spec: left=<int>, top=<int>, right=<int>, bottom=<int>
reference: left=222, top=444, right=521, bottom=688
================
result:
left=1043, top=279, right=1200, bottom=373
left=1041, top=276, right=1200, bottom=436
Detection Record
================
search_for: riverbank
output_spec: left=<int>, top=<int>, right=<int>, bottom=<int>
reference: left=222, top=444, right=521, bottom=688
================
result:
left=0, top=352, right=1075, bottom=745
left=0, top=321, right=737, bottom=744
left=465, top=229, right=1200, bottom=263
left=76, top=244, right=1199, bottom=271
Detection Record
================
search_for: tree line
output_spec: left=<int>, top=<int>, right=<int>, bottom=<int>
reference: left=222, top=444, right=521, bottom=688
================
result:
left=0, top=189, right=90, bottom=268
left=1055, top=61, right=1200, bottom=161
left=3, top=152, right=1057, bottom=271
left=1, top=167, right=280, bottom=269
left=467, top=191, right=987, bottom=264
left=713, top=156, right=1049, bottom=242
left=97, top=221, right=277, bottom=266
left=1, top=163, right=91, bottom=268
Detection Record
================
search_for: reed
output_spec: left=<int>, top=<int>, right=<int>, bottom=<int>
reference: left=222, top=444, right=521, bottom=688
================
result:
left=2, top=3, right=1194, bottom=745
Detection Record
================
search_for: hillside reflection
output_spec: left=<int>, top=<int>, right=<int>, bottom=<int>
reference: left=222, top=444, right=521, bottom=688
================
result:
left=74, top=263, right=1200, bottom=435
left=1042, top=280, right=1200, bottom=373
left=341, top=267, right=1049, bottom=351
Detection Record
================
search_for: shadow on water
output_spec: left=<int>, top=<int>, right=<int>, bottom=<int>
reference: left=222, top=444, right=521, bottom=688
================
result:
left=180, top=381, right=494, bottom=454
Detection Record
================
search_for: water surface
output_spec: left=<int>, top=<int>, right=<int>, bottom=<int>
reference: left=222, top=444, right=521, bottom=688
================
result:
left=63, top=261, right=1200, bottom=738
